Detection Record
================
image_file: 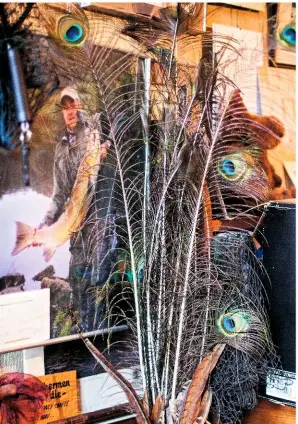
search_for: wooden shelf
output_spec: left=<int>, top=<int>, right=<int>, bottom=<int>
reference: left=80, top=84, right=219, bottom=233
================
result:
left=51, top=398, right=296, bottom=423
left=243, top=398, right=296, bottom=424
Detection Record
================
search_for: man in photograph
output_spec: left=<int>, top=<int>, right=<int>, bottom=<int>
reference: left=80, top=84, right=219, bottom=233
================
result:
left=41, top=86, right=116, bottom=332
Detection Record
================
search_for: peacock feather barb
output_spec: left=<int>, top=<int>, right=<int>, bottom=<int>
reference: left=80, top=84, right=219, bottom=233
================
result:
left=1, top=3, right=287, bottom=424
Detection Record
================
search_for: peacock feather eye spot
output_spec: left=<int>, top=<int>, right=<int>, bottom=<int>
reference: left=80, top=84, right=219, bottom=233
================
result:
left=64, top=24, right=84, bottom=43
left=223, top=317, right=236, bottom=331
left=58, top=17, right=88, bottom=46
left=217, top=310, right=250, bottom=337
left=221, top=159, right=236, bottom=176
left=217, top=153, right=249, bottom=181
left=281, top=26, right=296, bottom=46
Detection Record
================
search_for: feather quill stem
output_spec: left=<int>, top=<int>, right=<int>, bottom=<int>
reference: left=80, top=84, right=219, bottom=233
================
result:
left=141, top=60, right=160, bottom=400
left=171, top=95, right=233, bottom=401
left=161, top=174, right=190, bottom=399
left=172, top=89, right=197, bottom=163
left=108, top=121, right=147, bottom=393
left=199, top=184, right=214, bottom=362
left=80, top=336, right=149, bottom=424
left=156, top=105, right=171, bottom=359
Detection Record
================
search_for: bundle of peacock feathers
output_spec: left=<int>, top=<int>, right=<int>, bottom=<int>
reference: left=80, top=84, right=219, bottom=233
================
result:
left=1, top=3, right=289, bottom=424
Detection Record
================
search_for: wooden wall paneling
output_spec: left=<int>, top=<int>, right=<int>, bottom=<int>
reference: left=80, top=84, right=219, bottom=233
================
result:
left=243, top=399, right=296, bottom=424
left=259, top=66, right=296, bottom=185
left=207, top=3, right=295, bottom=190
left=207, top=4, right=268, bottom=33
left=87, top=3, right=165, bottom=20
left=223, top=3, right=266, bottom=12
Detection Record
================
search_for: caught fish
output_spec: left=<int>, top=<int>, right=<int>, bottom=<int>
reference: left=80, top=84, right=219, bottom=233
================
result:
left=11, top=130, right=105, bottom=262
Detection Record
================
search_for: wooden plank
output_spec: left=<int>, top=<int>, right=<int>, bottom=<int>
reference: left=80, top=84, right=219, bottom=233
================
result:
left=258, top=66, right=296, bottom=186
left=276, top=3, right=293, bottom=31
left=51, top=398, right=296, bottom=424
left=243, top=398, right=296, bottom=424
left=224, top=3, right=266, bottom=12
left=207, top=4, right=267, bottom=33
left=259, top=66, right=296, bottom=145
left=50, top=404, right=135, bottom=424
left=87, top=3, right=165, bottom=20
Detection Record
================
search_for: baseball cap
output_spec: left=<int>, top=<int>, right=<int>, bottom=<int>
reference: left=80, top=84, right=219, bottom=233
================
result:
left=60, top=87, right=80, bottom=105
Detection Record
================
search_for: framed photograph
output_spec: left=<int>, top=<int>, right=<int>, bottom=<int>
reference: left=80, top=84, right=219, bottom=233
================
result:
left=0, top=3, right=150, bottom=350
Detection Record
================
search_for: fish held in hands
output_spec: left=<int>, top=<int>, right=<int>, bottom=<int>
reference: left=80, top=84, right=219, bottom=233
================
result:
left=11, top=132, right=104, bottom=262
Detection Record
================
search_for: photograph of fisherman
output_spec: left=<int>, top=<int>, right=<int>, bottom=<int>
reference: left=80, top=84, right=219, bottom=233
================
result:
left=40, top=86, right=117, bottom=333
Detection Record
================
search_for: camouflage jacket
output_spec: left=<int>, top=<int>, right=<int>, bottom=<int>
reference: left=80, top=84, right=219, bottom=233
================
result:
left=43, top=113, right=117, bottom=282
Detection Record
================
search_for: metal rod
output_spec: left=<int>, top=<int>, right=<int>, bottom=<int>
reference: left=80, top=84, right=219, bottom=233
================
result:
left=0, top=325, right=129, bottom=355
left=7, top=43, right=32, bottom=185
left=7, top=43, right=31, bottom=124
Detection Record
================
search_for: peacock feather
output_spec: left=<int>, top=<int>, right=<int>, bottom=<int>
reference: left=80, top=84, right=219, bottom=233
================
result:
left=0, top=3, right=288, bottom=424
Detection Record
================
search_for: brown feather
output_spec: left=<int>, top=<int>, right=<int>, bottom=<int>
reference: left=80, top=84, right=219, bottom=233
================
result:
left=193, top=389, right=212, bottom=424
left=80, top=337, right=150, bottom=424
left=180, top=344, right=225, bottom=424
left=150, top=393, right=164, bottom=424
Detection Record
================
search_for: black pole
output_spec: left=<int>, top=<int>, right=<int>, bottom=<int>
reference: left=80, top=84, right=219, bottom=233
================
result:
left=7, top=42, right=31, bottom=185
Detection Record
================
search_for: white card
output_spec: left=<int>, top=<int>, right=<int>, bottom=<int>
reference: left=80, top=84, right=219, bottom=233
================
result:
left=0, top=289, right=50, bottom=351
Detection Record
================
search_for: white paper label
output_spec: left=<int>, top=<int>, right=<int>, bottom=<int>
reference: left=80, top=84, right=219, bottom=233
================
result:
left=266, top=369, right=296, bottom=403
